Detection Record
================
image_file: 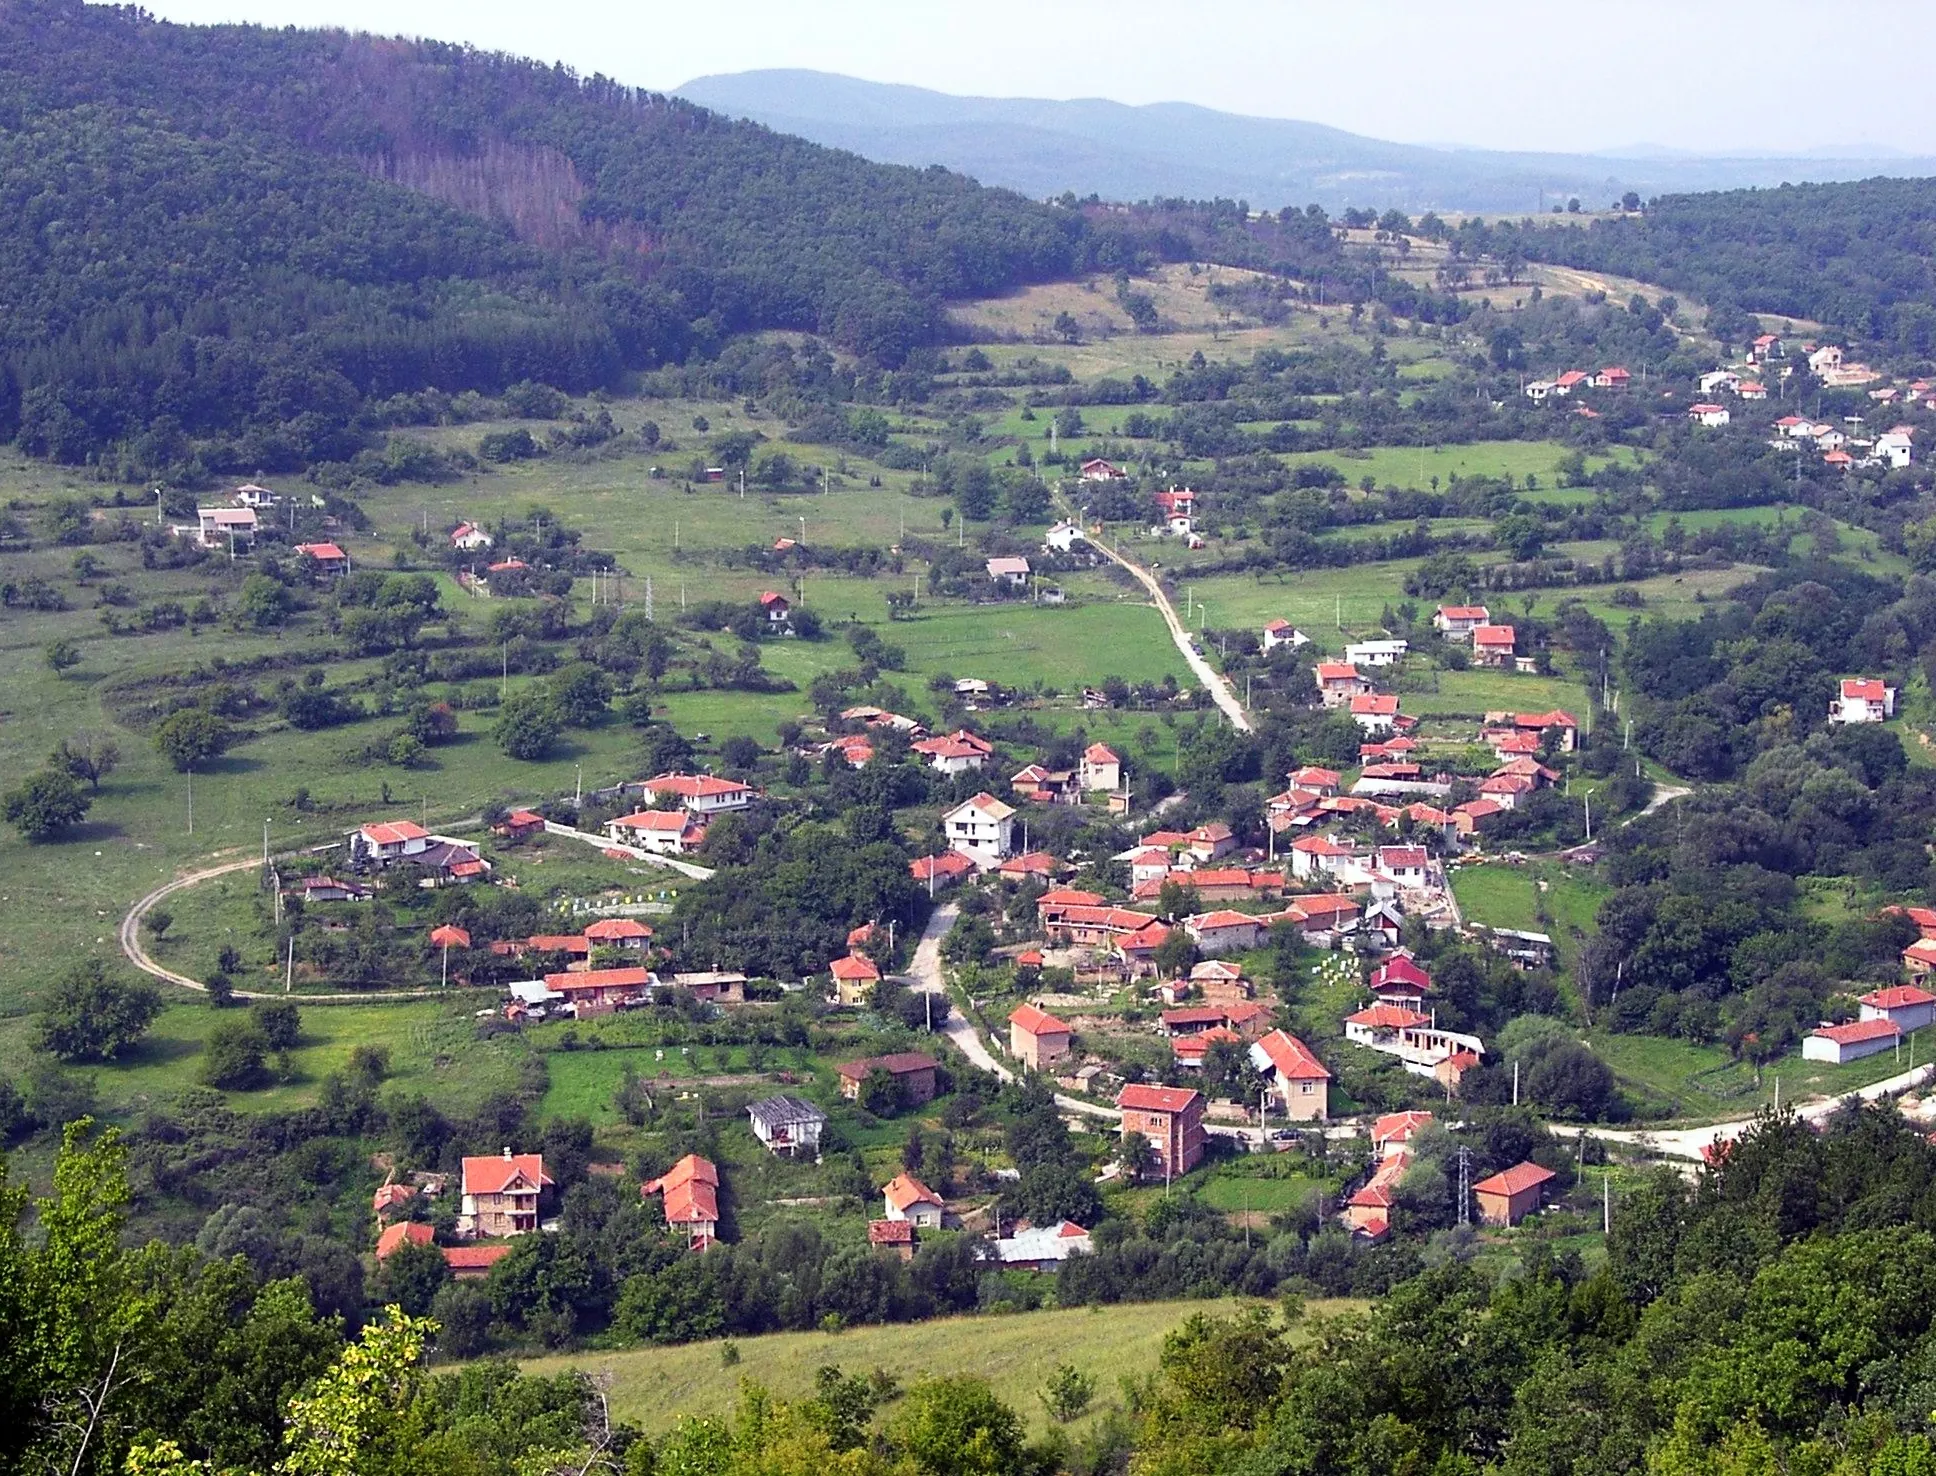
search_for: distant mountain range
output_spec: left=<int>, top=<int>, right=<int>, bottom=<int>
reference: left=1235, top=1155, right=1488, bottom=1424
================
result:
left=677, top=70, right=1936, bottom=214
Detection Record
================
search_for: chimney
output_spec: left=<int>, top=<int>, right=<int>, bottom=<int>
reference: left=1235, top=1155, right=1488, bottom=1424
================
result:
left=502, top=1146, right=512, bottom=1159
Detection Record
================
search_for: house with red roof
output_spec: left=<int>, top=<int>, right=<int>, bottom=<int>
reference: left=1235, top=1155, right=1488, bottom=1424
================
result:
left=942, top=792, right=1017, bottom=865
left=1011, top=763, right=1079, bottom=805
left=1471, top=625, right=1517, bottom=667
left=1116, top=918, right=1172, bottom=975
left=442, top=1244, right=513, bottom=1281
left=1474, top=1161, right=1557, bottom=1226
left=868, top=1218, right=916, bottom=1259
left=451, top=520, right=494, bottom=550
left=1315, top=662, right=1371, bottom=708
left=1035, top=886, right=1106, bottom=922
left=1262, top=618, right=1308, bottom=652
left=1289, top=832, right=1360, bottom=882
left=1903, top=938, right=1936, bottom=983
left=881, top=1172, right=945, bottom=1229
left=758, top=590, right=791, bottom=625
left=1172, top=1024, right=1242, bottom=1067
left=1274, top=893, right=1361, bottom=939
left=541, top=967, right=654, bottom=1015
left=1372, top=1110, right=1433, bottom=1156
left=629, top=772, right=754, bottom=815
left=606, top=810, right=708, bottom=855
left=584, top=917, right=653, bottom=950
left=295, top=541, right=349, bottom=575
left=493, top=808, right=546, bottom=841
left=1040, top=903, right=1159, bottom=948
left=1432, top=605, right=1490, bottom=640
left=1860, top=985, right=1936, bottom=1033
left=1152, top=486, right=1196, bottom=534
left=911, top=729, right=994, bottom=775
left=828, top=953, right=882, bottom=1008
left=644, top=1154, right=721, bottom=1249
left=1804, top=1017, right=1901, bottom=1064
left=1830, top=678, right=1896, bottom=725
left=372, top=1182, right=418, bottom=1223
left=458, top=1150, right=552, bottom=1238
left=1883, top=905, right=1936, bottom=941
left=349, top=819, right=431, bottom=866
left=375, top=1220, right=435, bottom=1260
left=1080, top=742, right=1122, bottom=792
left=1079, top=456, right=1128, bottom=481
left=1376, top=846, right=1430, bottom=887
left=911, top=850, right=976, bottom=891
left=1249, top=1028, right=1331, bottom=1121
left=1009, top=1002, right=1073, bottom=1070
left=1348, top=692, right=1401, bottom=736
left=1552, top=370, right=1589, bottom=395
left=1478, top=773, right=1537, bottom=810
left=1454, top=798, right=1509, bottom=836
left=1291, top=765, right=1342, bottom=795
left=1592, top=367, right=1631, bottom=390
left=997, top=851, right=1064, bottom=883
left=1371, top=953, right=1432, bottom=1004
left=1116, top=1084, right=1206, bottom=1178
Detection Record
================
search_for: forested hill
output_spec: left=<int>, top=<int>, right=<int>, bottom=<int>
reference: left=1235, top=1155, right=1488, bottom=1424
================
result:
left=1494, top=177, right=1936, bottom=353
left=0, top=0, right=1112, bottom=466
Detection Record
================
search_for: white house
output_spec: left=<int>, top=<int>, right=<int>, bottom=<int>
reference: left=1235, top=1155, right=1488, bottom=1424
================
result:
left=943, top=792, right=1016, bottom=865
left=911, top=730, right=993, bottom=775
left=986, top=556, right=1030, bottom=587
left=1349, top=693, right=1400, bottom=736
left=1080, top=742, right=1122, bottom=792
left=1289, top=833, right=1358, bottom=881
left=631, top=772, right=754, bottom=814
left=348, top=820, right=431, bottom=866
left=1802, top=1018, right=1899, bottom=1064
left=1809, top=345, right=1845, bottom=378
left=1523, top=381, right=1554, bottom=401
left=1877, top=431, right=1914, bottom=469
left=1044, top=522, right=1086, bottom=553
left=1860, top=985, right=1936, bottom=1034
left=1344, top=639, right=1408, bottom=668
left=196, top=506, right=258, bottom=549
left=1432, top=605, right=1490, bottom=641
left=1688, top=403, right=1731, bottom=427
left=1183, top=910, right=1267, bottom=954
left=1376, top=846, right=1430, bottom=888
left=1699, top=370, right=1741, bottom=396
left=450, top=521, right=494, bottom=551
left=1262, top=619, right=1309, bottom=652
left=232, top=483, right=279, bottom=508
left=881, top=1172, right=945, bottom=1229
left=1829, top=679, right=1896, bottom=725
left=758, top=591, right=792, bottom=626
left=606, top=810, right=707, bottom=855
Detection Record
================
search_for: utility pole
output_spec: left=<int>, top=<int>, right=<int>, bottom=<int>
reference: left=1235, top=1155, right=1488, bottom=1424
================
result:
left=186, top=765, right=193, bottom=836
left=1512, top=1059, right=1520, bottom=1106
left=285, top=934, right=294, bottom=993
left=262, top=818, right=270, bottom=866
left=501, top=643, right=508, bottom=700
left=645, top=576, right=653, bottom=623
left=1603, top=1171, right=1611, bottom=1235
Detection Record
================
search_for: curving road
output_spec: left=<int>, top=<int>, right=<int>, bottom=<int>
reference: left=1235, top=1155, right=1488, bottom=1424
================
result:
left=121, top=853, right=461, bottom=1003
left=1086, top=533, right=1253, bottom=733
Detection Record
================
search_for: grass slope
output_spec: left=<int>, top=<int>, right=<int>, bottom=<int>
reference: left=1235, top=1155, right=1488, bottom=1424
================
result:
left=521, top=1296, right=1358, bottom=1433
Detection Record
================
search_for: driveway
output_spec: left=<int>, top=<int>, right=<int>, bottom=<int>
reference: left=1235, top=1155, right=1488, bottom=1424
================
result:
left=1086, top=534, right=1252, bottom=733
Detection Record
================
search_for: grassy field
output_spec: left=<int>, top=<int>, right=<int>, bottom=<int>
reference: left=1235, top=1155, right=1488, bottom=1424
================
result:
left=1277, top=440, right=1640, bottom=492
left=1589, top=1028, right=1929, bottom=1123
left=1451, top=864, right=1542, bottom=932
left=521, top=1296, right=1358, bottom=1434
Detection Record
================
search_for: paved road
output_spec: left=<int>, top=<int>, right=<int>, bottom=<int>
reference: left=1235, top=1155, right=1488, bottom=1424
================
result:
left=1087, top=534, right=1252, bottom=733
left=1570, top=1060, right=1936, bottom=1160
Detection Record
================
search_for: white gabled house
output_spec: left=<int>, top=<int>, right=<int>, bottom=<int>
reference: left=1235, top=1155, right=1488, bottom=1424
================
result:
left=1829, top=679, right=1895, bottom=725
left=942, top=792, right=1016, bottom=866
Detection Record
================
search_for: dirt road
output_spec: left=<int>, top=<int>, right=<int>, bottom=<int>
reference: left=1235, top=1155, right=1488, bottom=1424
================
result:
left=120, top=853, right=457, bottom=1003
left=1087, top=534, right=1252, bottom=733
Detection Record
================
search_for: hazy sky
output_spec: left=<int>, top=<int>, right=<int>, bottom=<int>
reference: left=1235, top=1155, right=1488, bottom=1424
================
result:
left=139, top=0, right=1936, bottom=156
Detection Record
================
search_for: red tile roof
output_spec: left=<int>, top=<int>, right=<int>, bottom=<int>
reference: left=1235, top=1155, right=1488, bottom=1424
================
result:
left=1009, top=1002, right=1071, bottom=1037
left=1346, top=1003, right=1430, bottom=1029
left=584, top=917, right=653, bottom=941
left=1812, top=1019, right=1901, bottom=1046
left=360, top=820, right=428, bottom=845
left=1253, top=1028, right=1331, bottom=1081
left=829, top=954, right=881, bottom=981
left=1116, top=1084, right=1203, bottom=1115
left=1473, top=1162, right=1557, bottom=1198
left=1861, top=985, right=1936, bottom=1010
left=869, top=1218, right=915, bottom=1245
left=1038, top=887, right=1106, bottom=907
left=461, top=1153, right=552, bottom=1197
left=883, top=1173, right=943, bottom=1212
left=1843, top=679, right=1890, bottom=701
left=1473, top=625, right=1517, bottom=648
left=442, top=1244, right=514, bottom=1272
left=375, top=1221, right=434, bottom=1259
left=429, top=924, right=471, bottom=949
left=543, top=967, right=652, bottom=994
left=1372, top=1110, right=1434, bottom=1146
left=644, top=1153, right=720, bottom=1226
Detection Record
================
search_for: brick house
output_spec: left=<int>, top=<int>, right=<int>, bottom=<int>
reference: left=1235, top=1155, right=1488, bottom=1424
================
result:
left=1116, top=1084, right=1206, bottom=1179
left=1008, top=1002, right=1073, bottom=1070
left=1248, top=1028, right=1332, bottom=1121
left=835, top=1052, right=938, bottom=1106
left=1472, top=1161, right=1557, bottom=1227
left=643, top=1153, right=720, bottom=1249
